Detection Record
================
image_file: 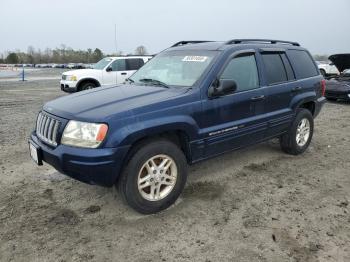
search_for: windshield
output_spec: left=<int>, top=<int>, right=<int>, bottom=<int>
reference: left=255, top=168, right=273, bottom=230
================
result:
left=93, top=58, right=113, bottom=70
left=129, top=51, right=217, bottom=87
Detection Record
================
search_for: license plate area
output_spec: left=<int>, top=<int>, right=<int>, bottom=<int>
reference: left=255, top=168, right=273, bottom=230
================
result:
left=29, top=141, right=43, bottom=165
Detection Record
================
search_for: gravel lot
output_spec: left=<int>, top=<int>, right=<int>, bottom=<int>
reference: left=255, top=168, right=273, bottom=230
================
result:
left=0, top=71, right=349, bottom=262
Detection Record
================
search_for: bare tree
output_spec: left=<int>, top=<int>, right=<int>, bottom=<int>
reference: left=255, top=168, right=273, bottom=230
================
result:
left=27, top=46, right=35, bottom=64
left=134, top=45, right=148, bottom=55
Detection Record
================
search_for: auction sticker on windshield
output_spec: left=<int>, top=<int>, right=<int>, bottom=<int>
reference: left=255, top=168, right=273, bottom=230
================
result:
left=182, top=56, right=208, bottom=62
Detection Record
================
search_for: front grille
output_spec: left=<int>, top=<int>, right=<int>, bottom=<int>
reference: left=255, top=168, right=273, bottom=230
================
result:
left=36, top=112, right=60, bottom=146
left=62, top=75, right=66, bottom=80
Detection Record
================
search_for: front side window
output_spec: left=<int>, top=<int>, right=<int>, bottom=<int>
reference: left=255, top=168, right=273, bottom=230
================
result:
left=111, top=59, right=126, bottom=71
left=129, top=51, right=217, bottom=87
left=220, top=54, right=259, bottom=92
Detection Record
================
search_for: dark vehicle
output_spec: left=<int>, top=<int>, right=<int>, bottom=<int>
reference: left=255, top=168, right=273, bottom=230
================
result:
left=325, top=54, right=350, bottom=101
left=29, top=39, right=326, bottom=214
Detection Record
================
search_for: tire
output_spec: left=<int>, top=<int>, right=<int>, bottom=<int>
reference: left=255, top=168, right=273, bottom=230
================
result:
left=280, top=109, right=314, bottom=155
left=320, top=69, right=326, bottom=77
left=326, top=97, right=337, bottom=102
left=117, top=139, right=188, bottom=214
left=80, top=82, right=96, bottom=91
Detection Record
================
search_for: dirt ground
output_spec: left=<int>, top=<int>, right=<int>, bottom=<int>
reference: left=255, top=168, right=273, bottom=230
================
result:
left=0, top=72, right=349, bottom=262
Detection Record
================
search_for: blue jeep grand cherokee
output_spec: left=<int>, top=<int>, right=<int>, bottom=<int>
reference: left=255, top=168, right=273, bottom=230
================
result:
left=29, top=39, right=326, bottom=214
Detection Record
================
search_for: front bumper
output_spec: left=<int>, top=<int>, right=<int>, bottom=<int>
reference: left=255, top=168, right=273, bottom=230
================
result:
left=325, top=90, right=350, bottom=101
left=30, top=132, right=130, bottom=187
left=314, top=96, right=327, bottom=118
left=60, top=80, right=77, bottom=93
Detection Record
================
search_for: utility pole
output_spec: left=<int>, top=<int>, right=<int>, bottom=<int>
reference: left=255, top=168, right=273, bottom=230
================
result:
left=114, top=24, right=117, bottom=54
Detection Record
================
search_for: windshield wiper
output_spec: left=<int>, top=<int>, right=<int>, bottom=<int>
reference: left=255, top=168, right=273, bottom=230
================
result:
left=125, top=78, right=134, bottom=84
left=139, top=78, right=169, bottom=88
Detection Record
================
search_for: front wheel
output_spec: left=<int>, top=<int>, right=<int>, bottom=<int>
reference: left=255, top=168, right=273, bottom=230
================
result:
left=80, top=82, right=96, bottom=91
left=280, top=109, right=314, bottom=155
left=117, top=139, right=188, bottom=214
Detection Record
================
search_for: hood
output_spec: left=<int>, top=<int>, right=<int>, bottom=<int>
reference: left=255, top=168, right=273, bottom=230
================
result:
left=43, top=84, right=187, bottom=121
left=63, top=69, right=101, bottom=76
left=328, top=54, right=350, bottom=72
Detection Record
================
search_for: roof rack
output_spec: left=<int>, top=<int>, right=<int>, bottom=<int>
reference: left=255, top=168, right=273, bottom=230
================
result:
left=171, top=41, right=213, bottom=47
left=225, top=39, right=300, bottom=46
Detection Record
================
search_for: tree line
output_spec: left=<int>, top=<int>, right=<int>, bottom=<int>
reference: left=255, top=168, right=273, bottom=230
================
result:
left=0, top=45, right=148, bottom=64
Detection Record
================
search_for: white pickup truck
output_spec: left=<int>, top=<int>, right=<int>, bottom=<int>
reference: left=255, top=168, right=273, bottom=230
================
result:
left=60, top=56, right=152, bottom=92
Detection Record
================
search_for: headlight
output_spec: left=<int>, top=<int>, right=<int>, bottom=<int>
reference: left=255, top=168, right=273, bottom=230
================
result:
left=61, top=120, right=108, bottom=148
left=66, top=75, right=77, bottom=81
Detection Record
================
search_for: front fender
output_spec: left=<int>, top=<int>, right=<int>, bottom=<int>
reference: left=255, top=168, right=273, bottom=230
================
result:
left=106, top=115, right=199, bottom=148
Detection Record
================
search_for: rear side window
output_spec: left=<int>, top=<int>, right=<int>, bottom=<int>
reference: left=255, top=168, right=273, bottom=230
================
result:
left=286, top=50, right=318, bottom=79
left=126, top=58, right=144, bottom=70
left=261, top=53, right=287, bottom=85
left=220, top=54, right=259, bottom=92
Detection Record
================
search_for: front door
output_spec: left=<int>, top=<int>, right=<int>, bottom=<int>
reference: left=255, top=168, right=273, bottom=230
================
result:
left=102, top=59, right=127, bottom=86
left=200, top=52, right=267, bottom=158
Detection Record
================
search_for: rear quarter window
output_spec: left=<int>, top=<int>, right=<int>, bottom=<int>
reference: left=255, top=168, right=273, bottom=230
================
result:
left=286, top=50, right=319, bottom=79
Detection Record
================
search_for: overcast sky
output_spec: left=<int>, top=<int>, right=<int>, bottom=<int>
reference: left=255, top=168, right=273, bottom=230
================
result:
left=0, top=0, right=349, bottom=55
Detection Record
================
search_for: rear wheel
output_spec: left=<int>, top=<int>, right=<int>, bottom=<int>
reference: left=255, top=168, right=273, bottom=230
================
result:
left=117, top=139, right=188, bottom=214
left=80, top=82, right=96, bottom=91
left=280, top=109, right=314, bottom=155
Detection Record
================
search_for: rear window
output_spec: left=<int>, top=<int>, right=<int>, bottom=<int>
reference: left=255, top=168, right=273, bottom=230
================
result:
left=261, top=53, right=287, bottom=85
left=126, top=58, right=144, bottom=70
left=286, top=50, right=319, bottom=79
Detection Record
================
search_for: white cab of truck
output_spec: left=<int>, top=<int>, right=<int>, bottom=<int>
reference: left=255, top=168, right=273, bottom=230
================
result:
left=316, top=61, right=339, bottom=77
left=60, top=56, right=152, bottom=92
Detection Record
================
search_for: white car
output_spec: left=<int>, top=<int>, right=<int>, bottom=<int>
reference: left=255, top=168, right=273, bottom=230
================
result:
left=316, top=61, right=339, bottom=77
left=60, top=56, right=152, bottom=92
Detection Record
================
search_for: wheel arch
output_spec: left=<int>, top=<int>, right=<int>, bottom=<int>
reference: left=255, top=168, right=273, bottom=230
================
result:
left=299, top=101, right=316, bottom=116
left=77, top=78, right=101, bottom=91
left=291, top=92, right=317, bottom=116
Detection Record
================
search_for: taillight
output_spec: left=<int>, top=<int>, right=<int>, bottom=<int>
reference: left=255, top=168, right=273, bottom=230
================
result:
left=321, top=79, right=326, bottom=97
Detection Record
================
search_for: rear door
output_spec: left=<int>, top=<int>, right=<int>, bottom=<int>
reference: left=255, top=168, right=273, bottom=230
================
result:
left=200, top=51, right=267, bottom=158
left=258, top=51, right=296, bottom=137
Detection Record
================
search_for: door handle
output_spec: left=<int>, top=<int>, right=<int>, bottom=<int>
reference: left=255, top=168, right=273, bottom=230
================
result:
left=250, top=95, right=265, bottom=101
left=121, top=72, right=127, bottom=75
left=291, top=86, right=302, bottom=92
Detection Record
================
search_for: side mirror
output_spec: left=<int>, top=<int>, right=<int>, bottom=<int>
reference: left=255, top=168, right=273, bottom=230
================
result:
left=106, top=66, right=113, bottom=72
left=208, top=79, right=237, bottom=98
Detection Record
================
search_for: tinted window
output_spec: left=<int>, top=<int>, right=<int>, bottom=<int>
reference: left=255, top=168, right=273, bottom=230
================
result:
left=261, top=53, right=287, bottom=85
left=220, top=54, right=259, bottom=92
left=111, top=59, right=126, bottom=71
left=281, top=54, right=295, bottom=80
left=286, top=50, right=318, bottom=79
left=127, top=58, right=144, bottom=70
